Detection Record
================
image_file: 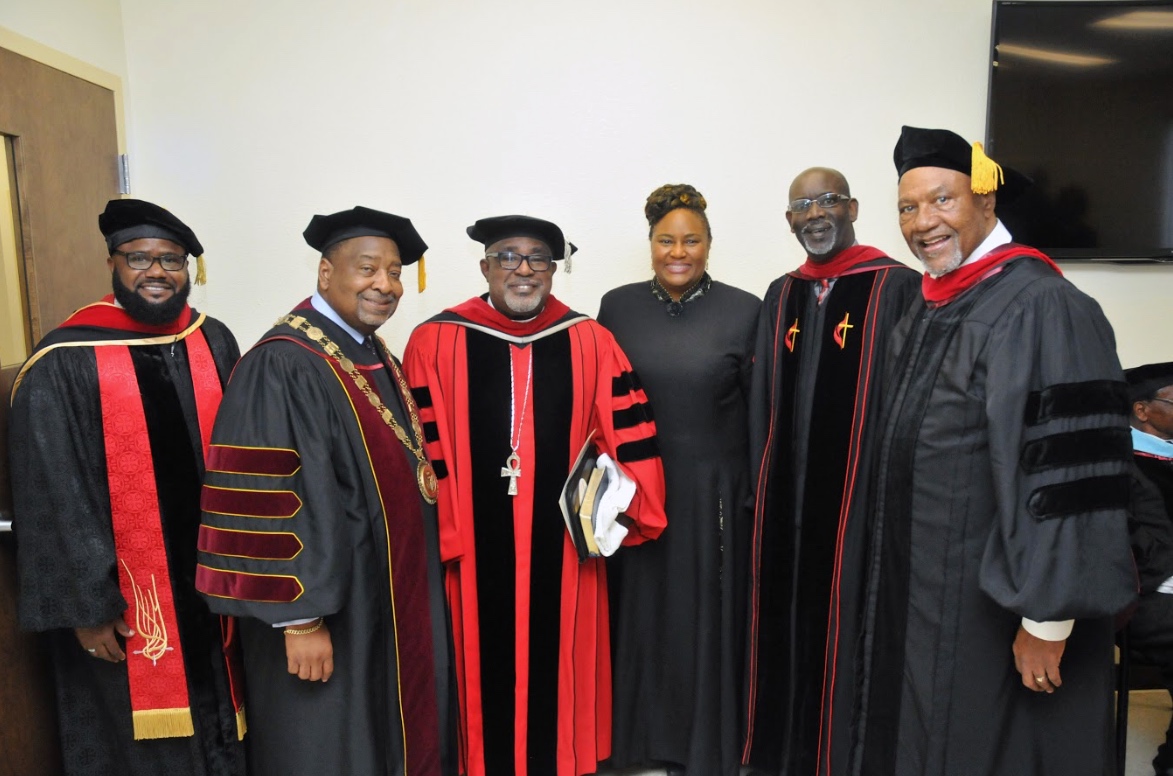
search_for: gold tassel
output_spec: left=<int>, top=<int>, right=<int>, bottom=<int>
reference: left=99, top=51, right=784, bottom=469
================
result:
left=194, top=255, right=207, bottom=286
left=235, top=706, right=248, bottom=741
left=417, top=255, right=427, bottom=293
left=131, top=707, right=195, bottom=740
left=970, top=142, right=1004, bottom=195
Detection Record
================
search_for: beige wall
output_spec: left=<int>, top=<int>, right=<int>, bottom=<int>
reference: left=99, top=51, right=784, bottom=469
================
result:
left=3, top=0, right=1170, bottom=367
left=0, top=0, right=127, bottom=82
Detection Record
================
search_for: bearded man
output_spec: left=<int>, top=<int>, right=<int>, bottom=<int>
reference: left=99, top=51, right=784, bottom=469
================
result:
left=9, top=198, right=244, bottom=775
left=403, top=214, right=667, bottom=776
left=742, top=167, right=918, bottom=776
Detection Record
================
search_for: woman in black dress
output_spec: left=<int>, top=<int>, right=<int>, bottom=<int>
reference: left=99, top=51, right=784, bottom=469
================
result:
left=599, top=183, right=760, bottom=776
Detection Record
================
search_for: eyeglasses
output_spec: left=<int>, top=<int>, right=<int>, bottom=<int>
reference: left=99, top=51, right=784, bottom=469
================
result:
left=113, top=250, right=189, bottom=271
left=1149, top=397, right=1173, bottom=408
left=485, top=251, right=554, bottom=272
left=786, top=193, right=852, bottom=213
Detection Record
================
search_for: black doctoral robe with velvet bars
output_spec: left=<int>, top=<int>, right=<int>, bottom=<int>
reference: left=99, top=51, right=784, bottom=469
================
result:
left=742, top=255, right=918, bottom=775
left=403, top=295, right=667, bottom=776
left=195, top=303, right=455, bottom=776
left=853, top=256, right=1137, bottom=776
left=10, top=303, right=244, bottom=776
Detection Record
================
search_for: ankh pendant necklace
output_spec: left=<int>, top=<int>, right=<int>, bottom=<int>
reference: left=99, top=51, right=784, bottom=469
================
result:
left=502, top=346, right=533, bottom=497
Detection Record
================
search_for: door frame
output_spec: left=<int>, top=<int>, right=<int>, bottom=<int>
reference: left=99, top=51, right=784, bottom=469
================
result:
left=0, top=25, right=127, bottom=157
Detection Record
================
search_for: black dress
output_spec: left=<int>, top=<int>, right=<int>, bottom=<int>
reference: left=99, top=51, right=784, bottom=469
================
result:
left=598, top=275, right=759, bottom=776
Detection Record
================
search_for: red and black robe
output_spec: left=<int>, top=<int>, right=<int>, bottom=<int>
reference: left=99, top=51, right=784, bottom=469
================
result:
left=403, top=295, right=667, bottom=776
left=743, top=251, right=919, bottom=775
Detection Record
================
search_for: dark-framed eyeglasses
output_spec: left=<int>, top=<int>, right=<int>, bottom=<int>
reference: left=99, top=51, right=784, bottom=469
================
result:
left=786, top=193, right=852, bottom=213
left=112, top=250, right=189, bottom=271
left=485, top=251, right=554, bottom=272
left=1148, top=397, right=1173, bottom=408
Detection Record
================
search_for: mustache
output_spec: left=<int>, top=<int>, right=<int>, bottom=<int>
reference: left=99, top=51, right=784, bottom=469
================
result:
left=361, top=292, right=398, bottom=303
left=801, top=220, right=833, bottom=234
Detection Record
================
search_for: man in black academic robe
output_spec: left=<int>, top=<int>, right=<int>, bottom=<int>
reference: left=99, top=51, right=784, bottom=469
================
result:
left=850, top=127, right=1136, bottom=776
left=196, top=206, right=454, bottom=776
left=9, top=199, right=245, bottom=776
left=1121, top=362, right=1173, bottom=775
left=743, top=168, right=918, bottom=776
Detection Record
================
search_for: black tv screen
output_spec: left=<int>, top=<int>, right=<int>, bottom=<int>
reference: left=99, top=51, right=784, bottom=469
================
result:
left=987, top=0, right=1173, bottom=261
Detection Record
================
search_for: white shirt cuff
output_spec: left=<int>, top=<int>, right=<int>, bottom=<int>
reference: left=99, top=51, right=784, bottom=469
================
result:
left=1156, top=576, right=1173, bottom=594
left=273, top=617, right=318, bottom=628
left=1021, top=617, right=1074, bottom=641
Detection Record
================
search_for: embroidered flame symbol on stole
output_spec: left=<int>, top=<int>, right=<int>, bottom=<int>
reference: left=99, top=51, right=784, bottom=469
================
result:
left=833, top=312, right=854, bottom=349
left=784, top=319, right=801, bottom=352
left=121, top=560, right=173, bottom=665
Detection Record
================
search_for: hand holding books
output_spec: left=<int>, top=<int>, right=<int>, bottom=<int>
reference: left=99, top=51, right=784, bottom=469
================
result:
left=560, top=437, right=636, bottom=561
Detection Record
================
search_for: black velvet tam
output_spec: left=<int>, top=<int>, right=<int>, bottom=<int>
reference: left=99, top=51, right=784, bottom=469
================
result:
left=1126, top=362, right=1173, bottom=402
left=303, top=205, right=427, bottom=264
left=893, top=124, right=1030, bottom=202
left=466, top=215, right=578, bottom=259
left=99, top=198, right=203, bottom=256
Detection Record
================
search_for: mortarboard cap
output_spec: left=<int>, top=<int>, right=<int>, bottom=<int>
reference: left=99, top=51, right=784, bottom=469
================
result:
left=1125, top=362, right=1173, bottom=403
left=99, top=199, right=203, bottom=257
left=303, top=206, right=427, bottom=264
left=99, top=198, right=208, bottom=284
left=467, top=215, right=578, bottom=261
left=893, top=125, right=1031, bottom=203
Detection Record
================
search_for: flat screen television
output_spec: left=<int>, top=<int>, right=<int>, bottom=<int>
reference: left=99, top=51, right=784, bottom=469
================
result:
left=986, top=0, right=1173, bottom=261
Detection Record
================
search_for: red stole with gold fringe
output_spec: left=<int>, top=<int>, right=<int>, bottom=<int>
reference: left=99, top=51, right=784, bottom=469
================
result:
left=92, top=321, right=229, bottom=740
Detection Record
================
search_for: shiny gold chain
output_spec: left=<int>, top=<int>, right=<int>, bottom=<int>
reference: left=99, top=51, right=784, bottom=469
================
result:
left=279, top=315, right=427, bottom=465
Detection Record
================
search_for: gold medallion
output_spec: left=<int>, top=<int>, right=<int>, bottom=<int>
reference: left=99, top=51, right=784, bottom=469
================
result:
left=281, top=314, right=439, bottom=506
left=418, top=461, right=439, bottom=504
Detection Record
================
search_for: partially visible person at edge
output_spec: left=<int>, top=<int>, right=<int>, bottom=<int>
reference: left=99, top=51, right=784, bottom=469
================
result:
left=598, top=183, right=759, bottom=776
left=195, top=206, right=455, bottom=775
left=402, top=214, right=667, bottom=776
left=1121, top=362, right=1173, bottom=776
left=741, top=168, right=919, bottom=776
left=849, top=126, right=1136, bottom=776
left=9, top=198, right=245, bottom=775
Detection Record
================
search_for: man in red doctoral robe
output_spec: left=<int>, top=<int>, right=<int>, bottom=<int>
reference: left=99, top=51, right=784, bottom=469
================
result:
left=403, top=215, right=667, bottom=776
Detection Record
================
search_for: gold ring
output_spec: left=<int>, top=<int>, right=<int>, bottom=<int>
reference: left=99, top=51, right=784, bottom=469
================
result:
left=1034, top=675, right=1046, bottom=684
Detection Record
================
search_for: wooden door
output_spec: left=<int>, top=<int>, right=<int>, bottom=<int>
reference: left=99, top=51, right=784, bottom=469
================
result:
left=0, top=43, right=121, bottom=776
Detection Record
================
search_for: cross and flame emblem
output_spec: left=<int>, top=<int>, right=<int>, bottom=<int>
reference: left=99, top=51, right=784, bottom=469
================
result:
left=121, top=560, right=173, bottom=666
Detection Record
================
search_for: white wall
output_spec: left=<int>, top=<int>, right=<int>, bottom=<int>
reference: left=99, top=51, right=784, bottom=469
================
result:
left=5, top=0, right=1169, bottom=368
left=0, top=0, right=127, bottom=83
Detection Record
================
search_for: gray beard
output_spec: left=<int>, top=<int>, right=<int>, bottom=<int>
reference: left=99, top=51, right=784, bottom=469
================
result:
left=923, top=248, right=965, bottom=279
left=502, top=291, right=543, bottom=317
left=799, top=224, right=839, bottom=258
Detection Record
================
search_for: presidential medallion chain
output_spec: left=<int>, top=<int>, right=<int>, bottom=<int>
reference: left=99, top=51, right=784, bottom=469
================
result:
left=280, top=314, right=438, bottom=504
left=502, top=346, right=533, bottom=497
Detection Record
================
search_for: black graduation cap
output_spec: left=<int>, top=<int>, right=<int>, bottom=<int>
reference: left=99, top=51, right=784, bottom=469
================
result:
left=466, top=215, right=578, bottom=260
left=302, top=206, right=427, bottom=265
left=893, top=125, right=1031, bottom=203
left=1125, top=362, right=1173, bottom=403
left=99, top=198, right=203, bottom=256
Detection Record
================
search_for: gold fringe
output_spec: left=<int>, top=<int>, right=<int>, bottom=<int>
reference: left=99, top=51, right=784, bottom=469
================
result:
left=131, top=707, right=194, bottom=740
left=194, top=254, right=207, bottom=286
left=235, top=706, right=248, bottom=741
left=417, top=255, right=427, bottom=293
left=970, top=142, right=1004, bottom=195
